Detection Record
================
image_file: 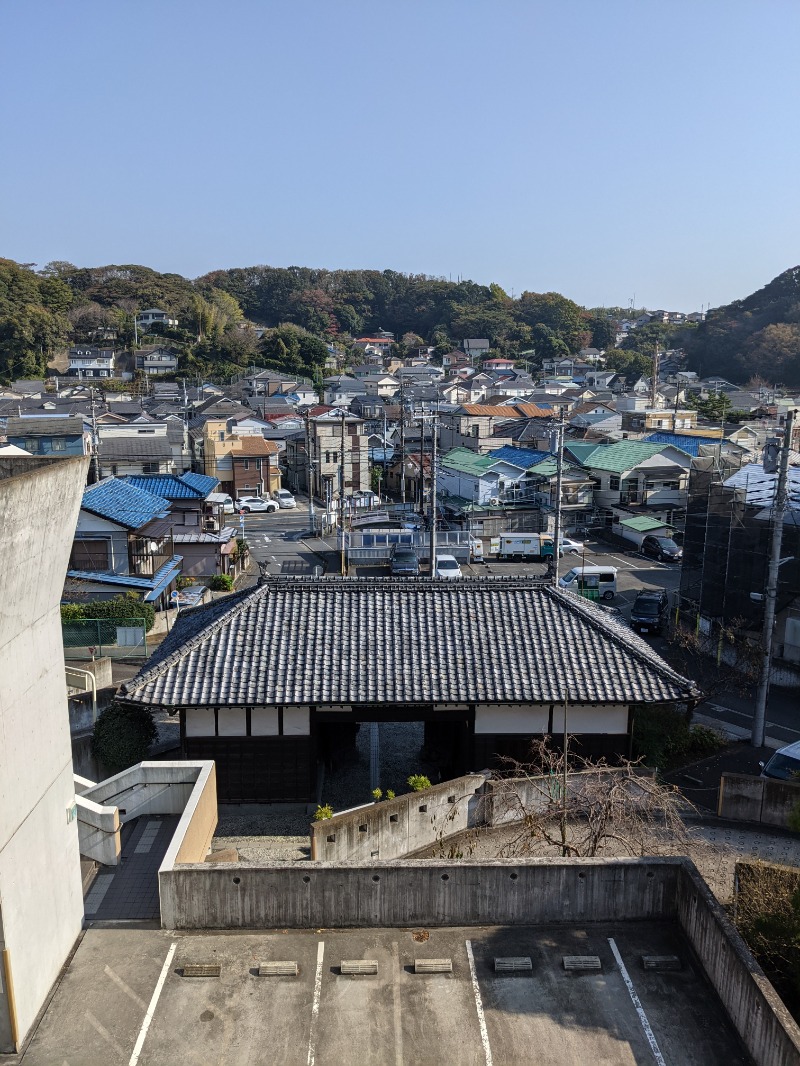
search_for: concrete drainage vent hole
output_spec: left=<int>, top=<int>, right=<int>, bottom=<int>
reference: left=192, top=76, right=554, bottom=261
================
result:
left=182, top=964, right=221, bottom=978
left=495, top=957, right=533, bottom=973
left=562, top=956, right=601, bottom=973
left=414, top=959, right=452, bottom=974
left=258, top=961, right=299, bottom=977
left=340, top=960, right=378, bottom=976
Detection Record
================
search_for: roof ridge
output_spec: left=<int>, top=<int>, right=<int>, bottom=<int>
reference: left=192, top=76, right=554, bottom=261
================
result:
left=121, top=583, right=269, bottom=696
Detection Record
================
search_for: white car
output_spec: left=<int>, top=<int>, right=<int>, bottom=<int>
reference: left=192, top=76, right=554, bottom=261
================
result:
left=560, top=537, right=586, bottom=555
left=273, top=489, right=297, bottom=509
left=434, top=554, right=462, bottom=579
left=235, top=496, right=279, bottom=513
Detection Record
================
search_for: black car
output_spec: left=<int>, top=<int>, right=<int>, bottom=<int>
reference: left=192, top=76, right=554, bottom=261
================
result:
left=641, top=534, right=683, bottom=563
left=390, top=547, right=420, bottom=577
left=630, top=590, right=669, bottom=635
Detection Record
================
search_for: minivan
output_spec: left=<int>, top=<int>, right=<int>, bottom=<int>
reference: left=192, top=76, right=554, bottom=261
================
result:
left=273, top=489, right=297, bottom=509
left=559, top=565, right=618, bottom=600
left=760, top=741, right=800, bottom=780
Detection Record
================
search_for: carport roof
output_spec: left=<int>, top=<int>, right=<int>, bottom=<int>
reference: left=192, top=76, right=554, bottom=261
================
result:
left=121, top=576, right=698, bottom=708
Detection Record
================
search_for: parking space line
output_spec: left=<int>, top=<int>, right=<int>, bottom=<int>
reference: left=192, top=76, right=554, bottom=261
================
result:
left=128, top=941, right=176, bottom=1066
left=307, top=940, right=325, bottom=1066
left=104, top=965, right=147, bottom=1011
left=608, top=938, right=665, bottom=1066
left=465, top=940, right=493, bottom=1066
left=86, top=1010, right=128, bottom=1059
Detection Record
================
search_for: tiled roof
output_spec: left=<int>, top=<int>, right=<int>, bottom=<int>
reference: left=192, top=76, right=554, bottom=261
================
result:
left=81, top=477, right=171, bottom=529
left=98, top=436, right=173, bottom=459
left=66, top=556, right=182, bottom=602
left=440, top=448, right=498, bottom=476
left=512, top=403, right=555, bottom=418
left=120, top=577, right=698, bottom=707
left=6, top=415, right=87, bottom=436
left=123, top=473, right=219, bottom=499
left=565, top=440, right=685, bottom=474
left=643, top=432, right=722, bottom=456
left=459, top=405, right=523, bottom=417
left=724, top=463, right=800, bottom=511
left=232, top=437, right=280, bottom=457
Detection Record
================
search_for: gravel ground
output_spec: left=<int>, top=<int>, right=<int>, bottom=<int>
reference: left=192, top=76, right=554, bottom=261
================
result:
left=210, top=721, right=432, bottom=862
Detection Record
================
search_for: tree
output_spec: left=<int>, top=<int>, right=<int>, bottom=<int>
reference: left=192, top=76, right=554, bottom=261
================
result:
left=588, top=314, right=616, bottom=351
left=436, top=738, right=695, bottom=860
left=91, top=701, right=158, bottom=775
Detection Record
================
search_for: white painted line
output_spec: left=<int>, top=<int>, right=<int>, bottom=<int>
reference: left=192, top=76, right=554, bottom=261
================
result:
left=128, top=941, right=176, bottom=1066
left=465, top=940, right=493, bottom=1066
left=391, top=942, right=403, bottom=1066
left=608, top=938, right=665, bottom=1066
left=307, top=940, right=325, bottom=1066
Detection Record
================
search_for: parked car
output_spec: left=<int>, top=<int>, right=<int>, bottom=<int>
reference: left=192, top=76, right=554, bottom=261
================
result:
left=559, top=536, right=585, bottom=555
left=760, top=741, right=800, bottom=780
left=235, top=495, right=279, bottom=513
left=390, top=546, right=420, bottom=577
left=434, top=554, right=462, bottom=579
left=219, top=494, right=235, bottom=514
left=273, top=488, right=297, bottom=509
left=629, top=589, right=669, bottom=635
left=641, top=535, right=683, bottom=563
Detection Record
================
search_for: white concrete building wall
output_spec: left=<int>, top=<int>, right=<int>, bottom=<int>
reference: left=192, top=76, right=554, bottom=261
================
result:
left=0, top=457, right=88, bottom=1051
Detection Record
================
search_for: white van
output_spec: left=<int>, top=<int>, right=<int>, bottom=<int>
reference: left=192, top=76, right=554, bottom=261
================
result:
left=760, top=741, right=800, bottom=780
left=559, top=564, right=618, bottom=600
left=272, top=488, right=297, bottom=509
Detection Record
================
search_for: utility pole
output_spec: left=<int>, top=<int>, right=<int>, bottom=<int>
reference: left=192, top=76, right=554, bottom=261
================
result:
left=382, top=402, right=388, bottom=503
left=752, top=408, right=796, bottom=747
left=650, top=347, right=660, bottom=410
left=339, top=409, right=347, bottom=575
left=430, top=411, right=438, bottom=578
left=89, top=387, right=100, bottom=483
left=399, top=383, right=406, bottom=505
left=550, top=407, right=565, bottom=586
left=305, top=412, right=315, bottom=533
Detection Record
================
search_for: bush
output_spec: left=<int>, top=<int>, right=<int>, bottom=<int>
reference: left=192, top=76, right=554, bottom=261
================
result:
left=632, top=706, right=724, bottom=767
left=60, top=593, right=155, bottom=632
left=90, top=702, right=158, bottom=775
left=314, top=803, right=333, bottom=821
left=208, top=574, right=234, bottom=591
left=176, top=575, right=193, bottom=591
left=407, top=774, right=431, bottom=792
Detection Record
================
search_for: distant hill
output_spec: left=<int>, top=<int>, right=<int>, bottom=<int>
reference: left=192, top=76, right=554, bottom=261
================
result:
left=686, top=266, right=800, bottom=386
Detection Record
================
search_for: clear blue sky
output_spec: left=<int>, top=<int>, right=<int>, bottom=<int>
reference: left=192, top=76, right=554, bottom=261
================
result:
left=2, top=1, right=799, bottom=311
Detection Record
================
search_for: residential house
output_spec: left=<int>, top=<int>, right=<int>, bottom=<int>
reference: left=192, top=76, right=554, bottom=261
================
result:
left=199, top=416, right=276, bottom=495
left=66, top=477, right=183, bottom=608
left=121, top=472, right=243, bottom=580
left=565, top=440, right=693, bottom=525
left=5, top=415, right=91, bottom=457
left=231, top=436, right=281, bottom=499
left=482, top=357, right=515, bottom=371
left=386, top=451, right=431, bottom=504
left=463, top=338, right=491, bottom=362
left=67, top=346, right=116, bottom=378
left=361, top=373, right=399, bottom=399
left=323, top=376, right=367, bottom=407
left=620, top=407, right=699, bottom=433
left=441, top=350, right=469, bottom=371
left=352, top=335, right=394, bottom=357
left=286, top=413, right=370, bottom=505
left=135, top=346, right=179, bottom=375
left=97, top=422, right=176, bottom=477
left=136, top=308, right=179, bottom=333
left=439, top=403, right=553, bottom=454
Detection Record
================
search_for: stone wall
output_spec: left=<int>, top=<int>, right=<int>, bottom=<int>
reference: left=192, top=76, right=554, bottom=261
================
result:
left=718, top=772, right=800, bottom=828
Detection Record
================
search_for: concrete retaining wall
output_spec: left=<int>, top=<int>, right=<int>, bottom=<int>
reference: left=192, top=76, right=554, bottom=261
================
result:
left=675, top=861, right=800, bottom=1066
left=310, top=774, right=488, bottom=861
left=718, top=772, right=800, bottom=829
left=484, top=768, right=653, bottom=827
left=159, top=856, right=680, bottom=930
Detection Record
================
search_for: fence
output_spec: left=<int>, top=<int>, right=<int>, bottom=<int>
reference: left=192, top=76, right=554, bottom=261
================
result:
left=62, top=617, right=149, bottom=660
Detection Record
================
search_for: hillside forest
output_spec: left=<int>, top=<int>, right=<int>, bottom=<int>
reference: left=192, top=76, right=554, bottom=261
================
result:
left=1, top=257, right=799, bottom=387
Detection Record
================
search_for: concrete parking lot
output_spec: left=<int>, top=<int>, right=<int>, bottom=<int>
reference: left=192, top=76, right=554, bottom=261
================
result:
left=20, top=922, right=748, bottom=1065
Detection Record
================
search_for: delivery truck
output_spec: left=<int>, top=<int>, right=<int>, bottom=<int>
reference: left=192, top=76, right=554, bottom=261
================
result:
left=489, top=533, right=555, bottom=560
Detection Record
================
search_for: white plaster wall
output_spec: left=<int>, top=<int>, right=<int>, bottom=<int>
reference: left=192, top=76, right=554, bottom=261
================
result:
left=0, top=457, right=88, bottom=1048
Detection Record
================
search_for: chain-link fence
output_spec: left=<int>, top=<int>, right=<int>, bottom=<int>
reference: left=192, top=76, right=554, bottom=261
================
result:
left=62, top=617, right=150, bottom=660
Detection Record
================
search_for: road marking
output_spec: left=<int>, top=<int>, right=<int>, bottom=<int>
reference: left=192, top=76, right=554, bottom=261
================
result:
left=391, top=942, right=404, bottom=1066
left=128, top=941, right=176, bottom=1066
left=307, top=940, right=325, bottom=1066
left=104, top=965, right=148, bottom=1011
left=608, top=938, right=665, bottom=1066
left=86, top=1010, right=128, bottom=1058
left=465, top=940, right=493, bottom=1066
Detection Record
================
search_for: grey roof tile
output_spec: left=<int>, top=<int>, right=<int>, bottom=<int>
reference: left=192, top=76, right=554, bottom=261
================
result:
left=121, top=577, right=698, bottom=708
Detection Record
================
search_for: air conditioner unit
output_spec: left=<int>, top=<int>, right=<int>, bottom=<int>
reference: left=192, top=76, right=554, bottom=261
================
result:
left=489, top=497, right=500, bottom=506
